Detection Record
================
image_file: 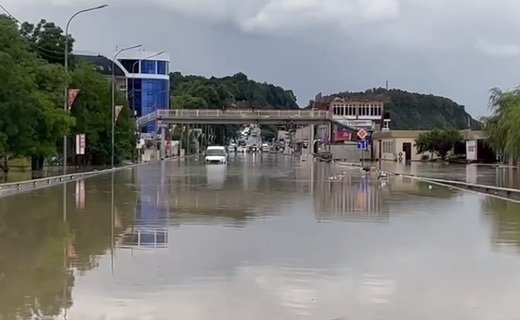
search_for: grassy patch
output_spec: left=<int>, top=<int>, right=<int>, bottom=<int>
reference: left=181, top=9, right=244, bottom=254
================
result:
left=7, top=157, right=30, bottom=168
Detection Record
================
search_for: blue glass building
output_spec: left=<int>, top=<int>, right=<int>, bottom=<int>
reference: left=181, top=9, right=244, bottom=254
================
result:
left=117, top=51, right=170, bottom=133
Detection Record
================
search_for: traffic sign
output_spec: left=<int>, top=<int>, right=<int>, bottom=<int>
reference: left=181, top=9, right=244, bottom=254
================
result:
left=357, top=128, right=368, bottom=140
left=357, top=140, right=369, bottom=150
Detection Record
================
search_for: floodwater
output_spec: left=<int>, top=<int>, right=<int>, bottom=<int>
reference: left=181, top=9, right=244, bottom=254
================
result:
left=1, top=155, right=520, bottom=319
left=380, top=161, right=520, bottom=189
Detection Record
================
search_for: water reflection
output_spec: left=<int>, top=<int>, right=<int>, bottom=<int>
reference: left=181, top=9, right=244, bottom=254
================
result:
left=206, top=164, right=227, bottom=189
left=314, top=175, right=389, bottom=222
left=0, top=170, right=138, bottom=319
left=482, top=198, right=520, bottom=251
left=0, top=188, right=73, bottom=319
left=120, top=163, right=169, bottom=249
left=389, top=176, right=460, bottom=199
left=308, top=163, right=460, bottom=222
left=381, top=161, right=520, bottom=189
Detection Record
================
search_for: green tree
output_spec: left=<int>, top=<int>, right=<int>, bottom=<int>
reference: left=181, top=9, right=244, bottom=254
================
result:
left=20, top=18, right=73, bottom=65
left=30, top=62, right=75, bottom=169
left=483, top=88, right=520, bottom=162
left=0, top=51, right=35, bottom=171
left=172, top=94, right=208, bottom=109
left=416, top=129, right=462, bottom=160
left=0, top=16, right=74, bottom=171
left=169, top=72, right=298, bottom=110
left=70, top=62, right=134, bottom=165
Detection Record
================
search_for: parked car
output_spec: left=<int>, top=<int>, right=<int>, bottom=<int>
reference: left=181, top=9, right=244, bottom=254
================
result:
left=205, top=146, right=228, bottom=164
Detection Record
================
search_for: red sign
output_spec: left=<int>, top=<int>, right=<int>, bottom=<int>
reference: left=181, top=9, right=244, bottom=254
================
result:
left=335, top=129, right=351, bottom=141
left=67, top=89, right=80, bottom=111
left=357, top=128, right=368, bottom=140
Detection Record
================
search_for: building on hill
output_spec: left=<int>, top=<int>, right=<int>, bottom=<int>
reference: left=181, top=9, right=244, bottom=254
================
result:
left=75, top=50, right=171, bottom=134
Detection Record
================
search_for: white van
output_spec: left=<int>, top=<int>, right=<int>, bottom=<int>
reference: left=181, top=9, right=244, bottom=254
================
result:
left=205, top=146, right=228, bottom=164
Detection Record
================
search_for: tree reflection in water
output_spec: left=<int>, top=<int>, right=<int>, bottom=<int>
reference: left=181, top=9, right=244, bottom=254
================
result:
left=0, top=171, right=137, bottom=319
left=0, top=187, right=73, bottom=319
left=483, top=197, right=520, bottom=250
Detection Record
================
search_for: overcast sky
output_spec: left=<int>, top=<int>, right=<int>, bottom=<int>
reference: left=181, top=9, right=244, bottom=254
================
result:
left=3, top=0, right=520, bottom=117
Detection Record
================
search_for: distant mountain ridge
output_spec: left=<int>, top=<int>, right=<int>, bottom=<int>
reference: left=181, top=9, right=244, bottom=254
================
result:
left=170, top=72, right=298, bottom=110
left=313, top=88, right=481, bottom=130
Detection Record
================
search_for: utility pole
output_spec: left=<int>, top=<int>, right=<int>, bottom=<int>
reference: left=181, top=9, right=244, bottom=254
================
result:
left=63, top=4, right=108, bottom=175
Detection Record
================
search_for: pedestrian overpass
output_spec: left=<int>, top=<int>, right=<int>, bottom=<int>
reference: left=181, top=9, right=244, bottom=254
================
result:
left=137, top=109, right=333, bottom=127
left=136, top=109, right=358, bottom=159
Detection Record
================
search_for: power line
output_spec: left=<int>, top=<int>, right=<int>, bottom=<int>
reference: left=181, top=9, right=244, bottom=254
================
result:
left=1, top=4, right=68, bottom=57
left=0, top=3, right=15, bottom=20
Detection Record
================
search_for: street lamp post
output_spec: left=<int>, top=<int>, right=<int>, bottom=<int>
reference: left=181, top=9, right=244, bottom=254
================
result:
left=111, top=44, right=142, bottom=169
left=63, top=4, right=108, bottom=175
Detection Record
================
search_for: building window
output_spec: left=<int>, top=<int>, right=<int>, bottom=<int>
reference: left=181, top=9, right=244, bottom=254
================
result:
left=157, top=61, right=167, bottom=75
left=383, top=141, right=394, bottom=154
left=142, top=60, right=156, bottom=74
left=120, top=59, right=139, bottom=73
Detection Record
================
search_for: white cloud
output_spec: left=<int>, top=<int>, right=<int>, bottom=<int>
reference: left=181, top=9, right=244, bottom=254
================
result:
left=476, top=39, right=520, bottom=57
left=2, top=0, right=400, bottom=35
left=239, top=0, right=400, bottom=33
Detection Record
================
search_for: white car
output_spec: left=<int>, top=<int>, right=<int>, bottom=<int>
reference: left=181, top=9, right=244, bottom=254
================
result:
left=205, top=146, right=228, bottom=164
left=237, top=146, right=247, bottom=153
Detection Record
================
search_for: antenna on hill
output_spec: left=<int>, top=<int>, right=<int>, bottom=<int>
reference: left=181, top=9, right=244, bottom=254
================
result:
left=385, top=81, right=389, bottom=90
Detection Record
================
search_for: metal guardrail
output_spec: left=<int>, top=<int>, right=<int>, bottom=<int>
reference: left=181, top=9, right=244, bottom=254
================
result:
left=404, top=175, right=520, bottom=195
left=331, top=161, right=520, bottom=199
left=137, top=109, right=332, bottom=127
left=0, top=164, right=142, bottom=197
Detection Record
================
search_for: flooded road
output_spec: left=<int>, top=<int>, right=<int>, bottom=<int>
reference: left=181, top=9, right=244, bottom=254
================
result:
left=380, top=161, right=520, bottom=189
left=2, top=155, right=520, bottom=319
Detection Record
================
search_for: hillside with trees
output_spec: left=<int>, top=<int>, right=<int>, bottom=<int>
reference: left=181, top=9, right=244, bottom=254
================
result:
left=312, top=88, right=480, bottom=130
left=170, top=72, right=298, bottom=110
